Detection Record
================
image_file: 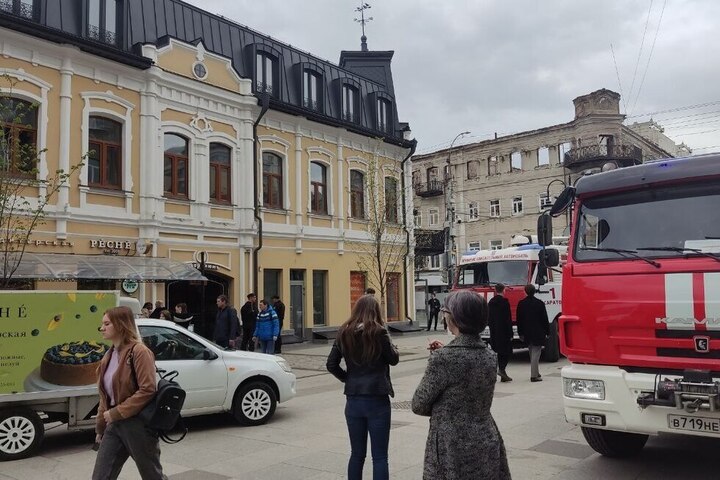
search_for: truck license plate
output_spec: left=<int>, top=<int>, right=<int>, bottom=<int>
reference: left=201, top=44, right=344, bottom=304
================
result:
left=668, top=414, right=720, bottom=434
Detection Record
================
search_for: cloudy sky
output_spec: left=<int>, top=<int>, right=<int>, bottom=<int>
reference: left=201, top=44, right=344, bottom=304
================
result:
left=183, top=0, right=720, bottom=155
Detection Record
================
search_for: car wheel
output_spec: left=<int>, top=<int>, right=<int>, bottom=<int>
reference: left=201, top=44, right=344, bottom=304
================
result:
left=581, top=427, right=648, bottom=457
left=0, top=408, right=45, bottom=461
left=232, top=381, right=277, bottom=426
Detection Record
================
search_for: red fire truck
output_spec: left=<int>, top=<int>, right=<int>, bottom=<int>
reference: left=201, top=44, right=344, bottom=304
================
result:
left=454, top=236, right=566, bottom=362
left=539, top=153, right=720, bottom=457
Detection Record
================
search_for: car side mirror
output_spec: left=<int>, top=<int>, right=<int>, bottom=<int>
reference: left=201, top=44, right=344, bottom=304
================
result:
left=203, top=349, right=218, bottom=361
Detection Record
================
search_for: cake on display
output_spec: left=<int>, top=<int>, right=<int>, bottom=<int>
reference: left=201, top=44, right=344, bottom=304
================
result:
left=40, top=341, right=109, bottom=386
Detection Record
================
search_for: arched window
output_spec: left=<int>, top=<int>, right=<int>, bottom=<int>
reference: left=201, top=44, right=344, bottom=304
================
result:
left=209, top=143, right=231, bottom=204
left=384, top=177, right=398, bottom=223
left=262, top=152, right=283, bottom=208
left=310, top=161, right=327, bottom=214
left=88, top=116, right=122, bottom=189
left=350, top=170, right=365, bottom=219
left=164, top=133, right=189, bottom=198
left=0, top=97, right=38, bottom=176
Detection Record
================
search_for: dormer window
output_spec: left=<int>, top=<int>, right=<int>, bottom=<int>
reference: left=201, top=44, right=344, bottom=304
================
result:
left=0, top=0, right=34, bottom=19
left=256, top=52, right=277, bottom=96
left=376, top=98, right=392, bottom=134
left=87, top=0, right=119, bottom=46
left=342, top=84, right=359, bottom=123
left=303, top=70, right=322, bottom=111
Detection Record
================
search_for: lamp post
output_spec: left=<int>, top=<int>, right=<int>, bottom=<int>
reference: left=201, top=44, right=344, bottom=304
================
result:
left=444, top=131, right=470, bottom=289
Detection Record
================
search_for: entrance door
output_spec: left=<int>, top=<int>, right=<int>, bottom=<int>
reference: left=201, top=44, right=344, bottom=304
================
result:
left=167, top=272, right=228, bottom=339
left=290, top=270, right=305, bottom=339
left=386, top=273, right=401, bottom=321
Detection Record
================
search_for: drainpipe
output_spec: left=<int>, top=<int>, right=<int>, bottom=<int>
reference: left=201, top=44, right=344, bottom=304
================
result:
left=401, top=139, right=418, bottom=324
left=252, top=93, right=270, bottom=295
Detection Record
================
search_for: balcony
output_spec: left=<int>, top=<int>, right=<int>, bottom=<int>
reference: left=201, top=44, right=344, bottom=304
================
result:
left=0, top=0, right=34, bottom=20
left=415, top=229, right=446, bottom=255
left=564, top=144, right=642, bottom=170
left=414, top=180, right=444, bottom=198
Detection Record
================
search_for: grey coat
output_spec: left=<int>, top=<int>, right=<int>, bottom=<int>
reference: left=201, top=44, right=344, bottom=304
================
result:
left=412, top=334, right=511, bottom=480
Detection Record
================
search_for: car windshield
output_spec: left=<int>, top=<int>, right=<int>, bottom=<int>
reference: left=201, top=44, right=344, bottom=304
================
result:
left=456, top=260, right=528, bottom=287
left=574, top=180, right=720, bottom=261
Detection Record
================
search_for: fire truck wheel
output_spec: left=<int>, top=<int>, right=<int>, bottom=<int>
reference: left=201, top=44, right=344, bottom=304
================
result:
left=541, top=319, right=560, bottom=362
left=581, top=427, right=648, bottom=457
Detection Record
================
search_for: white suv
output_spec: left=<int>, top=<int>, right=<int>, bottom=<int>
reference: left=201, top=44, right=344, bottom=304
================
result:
left=136, top=319, right=296, bottom=425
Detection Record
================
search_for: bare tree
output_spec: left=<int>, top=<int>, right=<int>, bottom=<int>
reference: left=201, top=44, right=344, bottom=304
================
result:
left=346, top=150, right=407, bottom=318
left=0, top=76, right=82, bottom=287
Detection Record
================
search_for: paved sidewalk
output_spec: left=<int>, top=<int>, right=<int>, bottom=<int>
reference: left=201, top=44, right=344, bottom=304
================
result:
left=2, top=332, right=719, bottom=479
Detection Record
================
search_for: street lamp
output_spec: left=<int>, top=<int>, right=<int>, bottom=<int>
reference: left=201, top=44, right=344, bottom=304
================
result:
left=444, top=131, right=470, bottom=289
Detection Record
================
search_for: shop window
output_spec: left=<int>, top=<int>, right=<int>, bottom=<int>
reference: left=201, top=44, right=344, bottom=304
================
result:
left=0, top=97, right=37, bottom=177
left=262, top=152, right=283, bottom=209
left=209, top=143, right=231, bottom=204
left=350, top=170, right=365, bottom=219
left=263, top=269, right=282, bottom=300
left=310, top=161, right=327, bottom=214
left=88, top=116, right=122, bottom=189
left=384, top=177, right=398, bottom=223
left=163, top=133, right=189, bottom=198
left=312, top=270, right=327, bottom=326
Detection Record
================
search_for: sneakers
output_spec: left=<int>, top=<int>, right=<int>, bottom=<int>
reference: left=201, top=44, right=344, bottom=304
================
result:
left=530, top=376, right=543, bottom=382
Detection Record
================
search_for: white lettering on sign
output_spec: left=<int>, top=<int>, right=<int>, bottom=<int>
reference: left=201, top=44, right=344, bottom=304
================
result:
left=90, top=239, right=133, bottom=250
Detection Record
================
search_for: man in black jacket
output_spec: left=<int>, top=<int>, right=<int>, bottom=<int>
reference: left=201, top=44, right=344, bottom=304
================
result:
left=516, top=284, right=549, bottom=382
left=213, top=295, right=239, bottom=348
left=427, top=293, right=441, bottom=331
left=239, top=293, right=258, bottom=351
left=271, top=295, right=285, bottom=353
left=488, top=283, right=513, bottom=382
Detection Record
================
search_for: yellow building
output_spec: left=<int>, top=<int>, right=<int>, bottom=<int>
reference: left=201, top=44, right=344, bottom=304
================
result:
left=0, top=0, right=416, bottom=340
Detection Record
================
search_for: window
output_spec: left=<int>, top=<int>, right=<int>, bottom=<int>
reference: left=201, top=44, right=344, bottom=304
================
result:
left=468, top=241, right=481, bottom=252
left=0, top=97, right=37, bottom=176
left=414, top=209, right=422, bottom=227
left=88, top=116, right=122, bottom=189
left=538, top=146, right=550, bottom=166
left=310, top=161, right=327, bottom=214
left=163, top=133, right=188, bottom=198
left=467, top=161, right=478, bottom=179
left=262, top=152, right=283, bottom=209
left=412, top=170, right=421, bottom=186
left=488, top=156, right=498, bottom=175
left=139, top=326, right=207, bottom=361
left=0, top=0, right=34, bottom=19
left=312, top=271, right=327, bottom=326
left=377, top=98, right=392, bottom=133
left=468, top=201, right=479, bottom=221
left=539, top=193, right=553, bottom=210
left=384, top=177, right=398, bottom=223
left=350, top=170, right=365, bottom=218
left=490, top=240, right=503, bottom=250
left=510, top=151, right=522, bottom=172
left=489, top=199, right=500, bottom=217
left=428, top=208, right=439, bottom=226
left=342, top=84, right=359, bottom=123
left=209, top=143, right=231, bottom=203
left=263, top=269, right=282, bottom=299
left=430, top=254, right=441, bottom=269
left=256, top=52, right=276, bottom=95
left=512, top=196, right=523, bottom=215
left=88, top=0, right=119, bottom=45
left=303, top=70, right=321, bottom=111
left=427, top=166, right=439, bottom=184
left=558, top=142, right=572, bottom=164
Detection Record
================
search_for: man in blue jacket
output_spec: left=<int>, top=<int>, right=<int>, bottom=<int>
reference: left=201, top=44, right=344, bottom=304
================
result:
left=253, top=299, right=280, bottom=354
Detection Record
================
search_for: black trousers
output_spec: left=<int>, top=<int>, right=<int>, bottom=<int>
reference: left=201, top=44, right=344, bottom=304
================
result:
left=274, top=334, right=283, bottom=353
left=92, top=417, right=166, bottom=480
left=426, top=311, right=439, bottom=330
left=497, top=352, right=510, bottom=372
left=240, top=325, right=255, bottom=351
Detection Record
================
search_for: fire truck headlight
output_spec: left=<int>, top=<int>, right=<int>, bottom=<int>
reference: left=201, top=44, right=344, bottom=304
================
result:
left=563, top=378, right=606, bottom=400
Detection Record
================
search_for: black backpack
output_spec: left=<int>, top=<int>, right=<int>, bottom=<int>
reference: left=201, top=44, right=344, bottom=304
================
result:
left=129, top=345, right=188, bottom=444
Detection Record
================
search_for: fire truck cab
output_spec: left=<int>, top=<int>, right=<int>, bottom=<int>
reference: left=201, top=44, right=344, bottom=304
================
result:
left=454, top=235, right=566, bottom=362
left=540, top=153, right=720, bottom=457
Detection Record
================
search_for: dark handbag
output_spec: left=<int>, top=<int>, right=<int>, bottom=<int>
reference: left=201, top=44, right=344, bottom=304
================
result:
left=129, top=345, right=188, bottom=444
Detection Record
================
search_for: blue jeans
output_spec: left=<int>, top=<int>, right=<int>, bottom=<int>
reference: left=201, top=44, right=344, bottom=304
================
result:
left=258, top=339, right=275, bottom=354
left=345, top=395, right=391, bottom=480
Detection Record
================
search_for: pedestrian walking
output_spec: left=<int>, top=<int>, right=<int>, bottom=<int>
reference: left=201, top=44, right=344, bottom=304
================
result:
left=172, top=303, right=193, bottom=329
left=412, top=290, right=511, bottom=480
left=326, top=295, right=399, bottom=480
left=364, top=287, right=376, bottom=296
left=516, top=284, right=549, bottom=382
left=253, top=299, right=280, bottom=354
left=93, top=306, right=167, bottom=480
left=426, top=293, right=441, bottom=331
left=240, top=293, right=258, bottom=351
left=213, top=295, right=240, bottom=349
left=271, top=295, right=285, bottom=353
left=488, top=283, right=513, bottom=382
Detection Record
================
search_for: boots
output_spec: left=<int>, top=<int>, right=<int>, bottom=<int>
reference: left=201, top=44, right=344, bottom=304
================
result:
left=499, top=370, right=513, bottom=382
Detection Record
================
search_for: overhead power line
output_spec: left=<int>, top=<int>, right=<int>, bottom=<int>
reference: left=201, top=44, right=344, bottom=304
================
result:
left=629, top=0, right=668, bottom=116
left=626, top=100, right=720, bottom=119
left=627, top=0, right=654, bottom=109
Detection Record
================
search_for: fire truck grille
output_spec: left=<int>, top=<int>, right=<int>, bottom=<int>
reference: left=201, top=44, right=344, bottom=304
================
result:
left=655, top=330, right=720, bottom=359
left=657, top=348, right=720, bottom=359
